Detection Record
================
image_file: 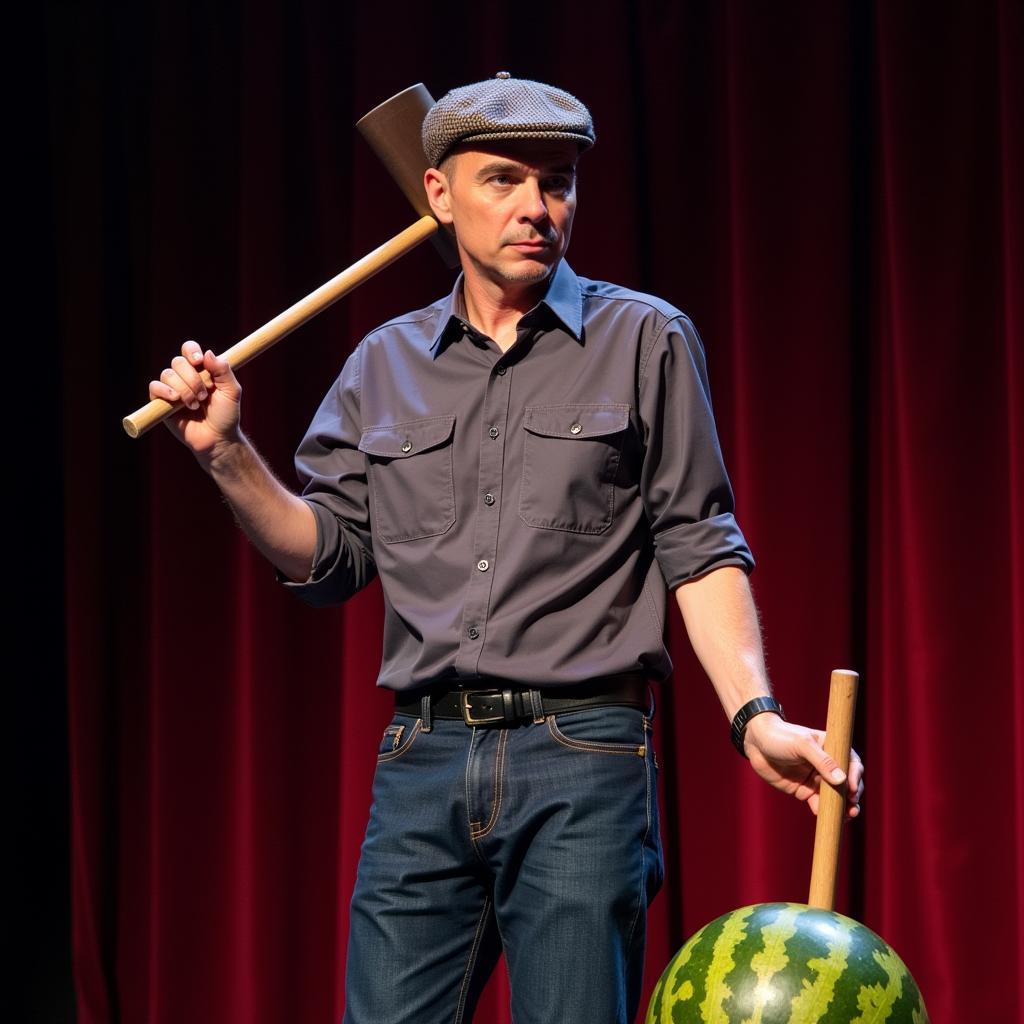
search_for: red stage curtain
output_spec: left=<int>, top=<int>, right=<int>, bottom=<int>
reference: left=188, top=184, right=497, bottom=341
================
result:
left=52, top=2, right=1021, bottom=1021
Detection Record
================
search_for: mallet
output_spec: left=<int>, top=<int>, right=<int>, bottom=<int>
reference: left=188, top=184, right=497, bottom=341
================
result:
left=122, top=84, right=454, bottom=439
left=646, top=669, right=930, bottom=1023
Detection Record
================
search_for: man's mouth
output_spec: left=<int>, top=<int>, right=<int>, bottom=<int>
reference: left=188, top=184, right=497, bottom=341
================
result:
left=507, top=237, right=553, bottom=250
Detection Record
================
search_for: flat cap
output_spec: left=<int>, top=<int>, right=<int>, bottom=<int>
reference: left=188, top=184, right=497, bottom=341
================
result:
left=422, top=73, right=595, bottom=168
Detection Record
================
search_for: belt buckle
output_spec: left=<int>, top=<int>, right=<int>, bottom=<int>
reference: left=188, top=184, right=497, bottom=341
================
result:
left=460, top=689, right=506, bottom=727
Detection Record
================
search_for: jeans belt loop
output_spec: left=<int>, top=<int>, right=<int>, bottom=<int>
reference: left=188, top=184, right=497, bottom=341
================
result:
left=529, top=688, right=545, bottom=724
left=420, top=694, right=432, bottom=733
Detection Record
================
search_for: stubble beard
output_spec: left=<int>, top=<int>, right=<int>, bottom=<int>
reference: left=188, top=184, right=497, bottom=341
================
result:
left=495, top=263, right=554, bottom=284
left=470, top=243, right=560, bottom=288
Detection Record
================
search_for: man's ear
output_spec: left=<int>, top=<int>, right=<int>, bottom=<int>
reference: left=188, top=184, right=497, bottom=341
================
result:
left=424, top=168, right=454, bottom=225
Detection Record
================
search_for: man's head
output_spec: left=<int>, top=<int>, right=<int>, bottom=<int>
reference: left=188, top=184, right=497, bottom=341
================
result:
left=421, top=74, right=595, bottom=294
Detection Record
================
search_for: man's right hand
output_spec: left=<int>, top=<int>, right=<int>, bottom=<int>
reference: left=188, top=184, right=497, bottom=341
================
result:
left=148, top=340, right=241, bottom=461
left=148, top=339, right=317, bottom=582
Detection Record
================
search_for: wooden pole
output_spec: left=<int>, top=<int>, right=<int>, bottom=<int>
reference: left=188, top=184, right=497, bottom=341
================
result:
left=807, top=669, right=859, bottom=910
left=122, top=213, right=438, bottom=438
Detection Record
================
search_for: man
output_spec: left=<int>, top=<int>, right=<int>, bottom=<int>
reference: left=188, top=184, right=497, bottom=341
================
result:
left=151, top=75, right=862, bottom=1024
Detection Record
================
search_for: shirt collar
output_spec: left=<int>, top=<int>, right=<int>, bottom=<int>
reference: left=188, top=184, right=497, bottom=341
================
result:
left=429, top=259, right=584, bottom=355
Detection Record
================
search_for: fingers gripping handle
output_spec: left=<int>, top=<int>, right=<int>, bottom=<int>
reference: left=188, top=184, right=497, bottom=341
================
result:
left=807, top=669, right=859, bottom=910
left=122, top=215, right=439, bottom=438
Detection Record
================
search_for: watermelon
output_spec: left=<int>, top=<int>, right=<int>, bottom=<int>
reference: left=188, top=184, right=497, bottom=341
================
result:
left=646, top=903, right=929, bottom=1023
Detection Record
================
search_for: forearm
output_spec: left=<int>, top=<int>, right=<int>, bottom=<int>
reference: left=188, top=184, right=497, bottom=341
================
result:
left=675, top=566, right=863, bottom=814
left=202, top=434, right=317, bottom=582
left=673, top=565, right=772, bottom=721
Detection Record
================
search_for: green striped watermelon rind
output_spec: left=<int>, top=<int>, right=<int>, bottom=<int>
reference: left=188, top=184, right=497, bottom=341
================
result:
left=646, top=902, right=929, bottom=1024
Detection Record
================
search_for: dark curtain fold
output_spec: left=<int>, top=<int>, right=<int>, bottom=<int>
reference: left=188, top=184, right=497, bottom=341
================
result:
left=48, top=2, right=1022, bottom=1021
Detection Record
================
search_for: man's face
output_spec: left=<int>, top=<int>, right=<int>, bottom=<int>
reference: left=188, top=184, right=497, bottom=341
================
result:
left=425, top=139, right=579, bottom=292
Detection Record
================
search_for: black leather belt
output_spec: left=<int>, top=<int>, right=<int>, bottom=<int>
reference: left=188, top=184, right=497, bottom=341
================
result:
left=395, top=673, right=649, bottom=727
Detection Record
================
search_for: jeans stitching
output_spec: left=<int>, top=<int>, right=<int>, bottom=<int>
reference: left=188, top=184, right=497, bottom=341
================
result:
left=470, top=728, right=508, bottom=840
left=546, top=715, right=646, bottom=756
left=464, top=727, right=478, bottom=845
left=376, top=718, right=422, bottom=763
left=452, top=896, right=492, bottom=1024
left=625, top=716, right=653, bottom=952
left=382, top=724, right=404, bottom=751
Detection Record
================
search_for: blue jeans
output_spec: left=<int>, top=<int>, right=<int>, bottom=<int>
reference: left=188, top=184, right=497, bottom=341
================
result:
left=343, top=701, right=664, bottom=1024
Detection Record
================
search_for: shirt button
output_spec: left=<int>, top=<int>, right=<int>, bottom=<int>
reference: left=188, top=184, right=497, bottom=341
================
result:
left=483, top=493, right=495, bottom=506
left=401, top=440, right=412, bottom=452
left=569, top=422, right=582, bottom=435
left=488, top=426, right=500, bottom=439
left=468, top=626, right=480, bottom=640
left=496, top=365, right=507, bottom=375
left=477, top=559, right=490, bottom=572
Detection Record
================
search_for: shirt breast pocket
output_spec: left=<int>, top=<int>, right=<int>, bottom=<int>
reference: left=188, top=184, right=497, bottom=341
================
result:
left=519, top=403, right=631, bottom=534
left=358, top=415, right=456, bottom=543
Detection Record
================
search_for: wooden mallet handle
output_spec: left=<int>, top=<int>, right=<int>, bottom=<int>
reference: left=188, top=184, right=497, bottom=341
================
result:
left=807, top=668, right=859, bottom=910
left=122, top=214, right=438, bottom=438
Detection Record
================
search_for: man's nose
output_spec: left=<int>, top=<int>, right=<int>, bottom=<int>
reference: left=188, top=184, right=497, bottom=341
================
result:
left=518, top=178, right=548, bottom=222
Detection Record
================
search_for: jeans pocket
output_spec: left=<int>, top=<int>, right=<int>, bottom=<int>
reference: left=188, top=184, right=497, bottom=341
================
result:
left=376, top=717, right=422, bottom=763
left=546, top=706, right=648, bottom=756
left=519, top=403, right=630, bottom=534
left=359, top=415, right=456, bottom=543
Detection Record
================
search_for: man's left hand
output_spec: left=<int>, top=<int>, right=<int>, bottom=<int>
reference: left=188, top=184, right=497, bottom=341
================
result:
left=742, top=713, right=864, bottom=818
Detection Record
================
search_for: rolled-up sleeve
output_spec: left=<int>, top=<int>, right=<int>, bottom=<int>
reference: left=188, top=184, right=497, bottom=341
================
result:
left=279, top=344, right=377, bottom=607
left=639, top=314, right=754, bottom=588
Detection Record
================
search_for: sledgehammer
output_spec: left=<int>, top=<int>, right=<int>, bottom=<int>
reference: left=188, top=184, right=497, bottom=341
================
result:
left=122, top=84, right=456, bottom=438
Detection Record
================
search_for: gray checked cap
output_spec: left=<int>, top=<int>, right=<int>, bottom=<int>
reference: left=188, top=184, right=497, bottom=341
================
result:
left=422, top=72, right=595, bottom=168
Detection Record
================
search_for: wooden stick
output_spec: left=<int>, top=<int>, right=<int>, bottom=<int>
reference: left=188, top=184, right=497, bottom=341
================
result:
left=807, top=669, right=859, bottom=910
left=123, top=214, right=439, bottom=438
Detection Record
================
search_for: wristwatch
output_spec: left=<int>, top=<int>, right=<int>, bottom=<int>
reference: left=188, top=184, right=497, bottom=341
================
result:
left=730, top=696, right=785, bottom=756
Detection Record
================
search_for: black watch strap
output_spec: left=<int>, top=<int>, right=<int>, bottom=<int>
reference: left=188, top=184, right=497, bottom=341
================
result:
left=730, top=696, right=785, bottom=756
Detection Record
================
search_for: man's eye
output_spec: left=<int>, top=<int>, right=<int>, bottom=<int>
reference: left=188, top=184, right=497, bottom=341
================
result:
left=490, top=175, right=514, bottom=186
left=545, top=177, right=573, bottom=193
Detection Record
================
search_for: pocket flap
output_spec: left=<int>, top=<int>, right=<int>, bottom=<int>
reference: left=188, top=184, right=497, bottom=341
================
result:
left=523, top=404, right=630, bottom=440
left=358, top=415, right=456, bottom=458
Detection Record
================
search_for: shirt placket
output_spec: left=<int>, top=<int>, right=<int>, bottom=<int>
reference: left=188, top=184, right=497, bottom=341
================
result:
left=455, top=352, right=513, bottom=677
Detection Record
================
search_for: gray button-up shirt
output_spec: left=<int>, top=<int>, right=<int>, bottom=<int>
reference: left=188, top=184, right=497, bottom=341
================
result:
left=284, top=260, right=753, bottom=691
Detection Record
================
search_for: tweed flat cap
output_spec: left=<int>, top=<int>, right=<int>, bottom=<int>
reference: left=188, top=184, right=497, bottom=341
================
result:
left=422, top=73, right=595, bottom=168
